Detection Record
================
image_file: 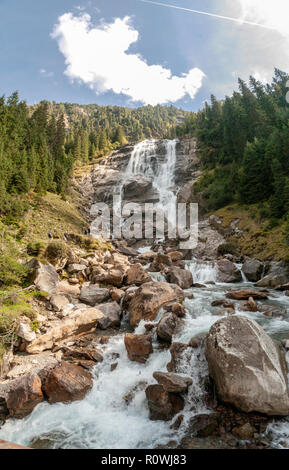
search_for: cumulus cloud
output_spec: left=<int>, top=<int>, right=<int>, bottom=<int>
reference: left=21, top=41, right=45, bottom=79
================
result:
left=51, top=13, right=205, bottom=105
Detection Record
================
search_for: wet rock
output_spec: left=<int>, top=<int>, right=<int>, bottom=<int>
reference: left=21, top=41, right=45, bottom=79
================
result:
left=166, top=267, right=193, bottom=289
left=275, top=283, right=289, bottom=292
left=260, top=304, right=286, bottom=319
left=232, top=423, right=256, bottom=440
left=79, top=284, right=110, bottom=306
left=124, top=334, right=153, bottom=363
left=167, top=342, right=190, bottom=372
left=226, top=289, right=268, bottom=300
left=137, top=251, right=157, bottom=262
left=188, top=413, right=219, bottom=437
left=3, top=373, right=44, bottom=418
left=129, top=281, right=184, bottom=328
left=122, top=381, right=147, bottom=404
left=97, top=301, right=122, bottom=329
left=171, top=303, right=186, bottom=318
left=168, top=251, right=184, bottom=262
left=145, top=384, right=184, bottom=421
left=42, top=362, right=92, bottom=404
left=157, top=313, right=179, bottom=343
left=26, top=307, right=104, bottom=354
left=215, top=307, right=235, bottom=316
left=153, top=372, right=192, bottom=392
left=206, top=316, right=289, bottom=415
left=61, top=345, right=103, bottom=363
left=126, top=263, right=151, bottom=286
left=256, top=261, right=289, bottom=288
left=123, top=176, right=153, bottom=199
left=122, top=286, right=139, bottom=310
left=149, top=253, right=172, bottom=272
left=217, top=259, right=242, bottom=283
left=211, top=299, right=235, bottom=309
left=242, top=258, right=264, bottom=282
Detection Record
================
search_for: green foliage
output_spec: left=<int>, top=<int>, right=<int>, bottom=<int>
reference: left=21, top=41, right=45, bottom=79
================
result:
left=27, top=241, right=46, bottom=256
left=0, top=245, right=29, bottom=288
left=179, top=68, right=289, bottom=221
left=217, top=242, right=238, bottom=256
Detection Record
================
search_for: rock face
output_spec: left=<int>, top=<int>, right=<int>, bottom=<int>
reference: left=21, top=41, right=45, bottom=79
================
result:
left=42, top=362, right=93, bottom=404
left=205, top=316, right=289, bottom=415
left=4, top=373, right=44, bottom=418
left=153, top=372, right=192, bottom=392
left=217, top=259, right=242, bottom=283
left=126, top=263, right=151, bottom=286
left=128, top=282, right=184, bottom=328
left=226, top=289, right=268, bottom=300
left=256, top=261, right=289, bottom=288
left=124, top=334, right=153, bottom=363
left=26, top=308, right=104, bottom=354
left=79, top=284, right=110, bottom=306
left=242, top=258, right=264, bottom=282
left=145, top=384, right=184, bottom=421
left=166, top=267, right=193, bottom=289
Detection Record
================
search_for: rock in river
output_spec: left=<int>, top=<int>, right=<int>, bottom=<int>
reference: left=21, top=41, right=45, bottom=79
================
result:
left=205, top=316, right=289, bottom=415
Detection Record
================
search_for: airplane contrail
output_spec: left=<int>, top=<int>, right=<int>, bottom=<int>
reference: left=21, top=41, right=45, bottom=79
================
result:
left=140, top=0, right=277, bottom=31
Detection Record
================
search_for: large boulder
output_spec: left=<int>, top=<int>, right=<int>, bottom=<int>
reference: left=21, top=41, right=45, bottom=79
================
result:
left=26, top=307, right=104, bottom=354
left=126, top=263, right=151, bottom=286
left=256, top=261, right=289, bottom=288
left=166, top=267, right=193, bottom=289
left=129, top=282, right=184, bottom=328
left=242, top=258, right=264, bottom=282
left=205, top=316, right=289, bottom=415
left=29, top=259, right=59, bottom=295
left=124, top=334, right=153, bottom=363
left=2, top=373, right=44, bottom=418
left=153, top=372, right=192, bottom=393
left=217, top=259, right=242, bottom=283
left=79, top=284, right=110, bottom=306
left=42, top=362, right=92, bottom=404
left=97, top=301, right=122, bottom=329
left=145, top=384, right=184, bottom=421
left=157, top=313, right=179, bottom=343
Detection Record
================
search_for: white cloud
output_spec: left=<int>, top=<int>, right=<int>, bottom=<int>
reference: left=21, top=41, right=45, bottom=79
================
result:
left=239, top=0, right=289, bottom=37
left=51, top=13, right=205, bottom=105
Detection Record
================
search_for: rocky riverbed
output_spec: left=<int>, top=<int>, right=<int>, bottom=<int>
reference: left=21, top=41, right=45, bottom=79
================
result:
left=1, top=138, right=289, bottom=449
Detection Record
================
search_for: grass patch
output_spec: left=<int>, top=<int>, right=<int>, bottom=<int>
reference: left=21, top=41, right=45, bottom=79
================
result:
left=212, top=204, right=289, bottom=261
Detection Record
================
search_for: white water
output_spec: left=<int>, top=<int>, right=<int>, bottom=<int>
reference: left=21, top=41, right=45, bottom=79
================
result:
left=186, top=259, right=218, bottom=284
left=120, top=139, right=178, bottom=223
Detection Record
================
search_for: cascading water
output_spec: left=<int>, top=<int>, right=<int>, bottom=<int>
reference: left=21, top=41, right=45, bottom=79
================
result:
left=186, top=260, right=218, bottom=284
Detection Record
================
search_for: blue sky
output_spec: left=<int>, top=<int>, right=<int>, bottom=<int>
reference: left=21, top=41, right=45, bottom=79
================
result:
left=0, top=0, right=288, bottom=111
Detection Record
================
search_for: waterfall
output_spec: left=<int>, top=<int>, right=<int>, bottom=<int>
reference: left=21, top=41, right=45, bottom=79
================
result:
left=119, top=139, right=178, bottom=221
left=187, top=260, right=218, bottom=284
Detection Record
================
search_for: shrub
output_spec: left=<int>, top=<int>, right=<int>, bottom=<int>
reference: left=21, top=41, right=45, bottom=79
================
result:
left=217, top=242, right=238, bottom=256
left=0, top=250, right=28, bottom=287
left=27, top=241, right=46, bottom=256
left=45, top=240, right=69, bottom=261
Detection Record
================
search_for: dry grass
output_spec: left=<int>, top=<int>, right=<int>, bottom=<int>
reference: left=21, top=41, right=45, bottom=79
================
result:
left=212, top=204, right=288, bottom=261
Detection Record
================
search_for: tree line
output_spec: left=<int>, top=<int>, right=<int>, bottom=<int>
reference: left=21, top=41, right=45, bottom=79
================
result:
left=176, top=68, right=289, bottom=227
left=0, top=95, right=184, bottom=220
